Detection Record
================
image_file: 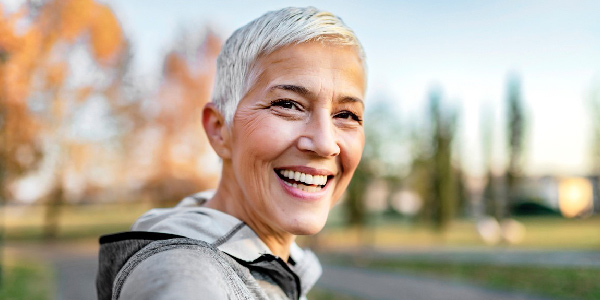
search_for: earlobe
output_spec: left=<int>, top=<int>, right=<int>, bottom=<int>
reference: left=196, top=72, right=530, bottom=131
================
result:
left=202, top=103, right=232, bottom=159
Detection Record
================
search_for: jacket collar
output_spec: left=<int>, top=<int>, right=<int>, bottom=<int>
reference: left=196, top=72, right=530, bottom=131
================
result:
left=132, top=190, right=322, bottom=298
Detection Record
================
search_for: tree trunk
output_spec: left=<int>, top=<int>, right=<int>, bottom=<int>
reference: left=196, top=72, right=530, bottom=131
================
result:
left=44, top=185, right=64, bottom=240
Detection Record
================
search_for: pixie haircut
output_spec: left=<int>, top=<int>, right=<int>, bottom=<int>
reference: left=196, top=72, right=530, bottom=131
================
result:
left=212, top=6, right=366, bottom=124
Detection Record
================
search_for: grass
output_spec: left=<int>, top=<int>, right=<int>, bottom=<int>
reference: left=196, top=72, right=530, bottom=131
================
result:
left=307, top=287, right=367, bottom=300
left=329, top=257, right=600, bottom=300
left=4, top=202, right=153, bottom=241
left=0, top=257, right=54, bottom=300
left=308, top=212, right=600, bottom=250
left=5, top=202, right=600, bottom=250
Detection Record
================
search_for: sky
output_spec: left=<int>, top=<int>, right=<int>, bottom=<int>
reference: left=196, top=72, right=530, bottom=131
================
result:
left=6, top=0, right=600, bottom=177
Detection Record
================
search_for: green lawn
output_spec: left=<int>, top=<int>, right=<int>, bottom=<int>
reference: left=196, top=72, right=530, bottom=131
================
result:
left=310, top=213, right=600, bottom=250
left=333, top=258, right=600, bottom=300
left=6, top=203, right=600, bottom=251
left=0, top=258, right=54, bottom=300
left=4, top=203, right=153, bottom=241
left=307, top=287, right=366, bottom=300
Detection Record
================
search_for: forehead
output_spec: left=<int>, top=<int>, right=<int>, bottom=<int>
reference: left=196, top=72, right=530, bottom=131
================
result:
left=247, top=42, right=366, bottom=98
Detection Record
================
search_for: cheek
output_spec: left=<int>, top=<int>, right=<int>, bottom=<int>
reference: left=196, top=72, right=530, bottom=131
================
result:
left=233, top=113, right=299, bottom=165
left=330, top=130, right=364, bottom=206
left=340, top=130, right=365, bottom=172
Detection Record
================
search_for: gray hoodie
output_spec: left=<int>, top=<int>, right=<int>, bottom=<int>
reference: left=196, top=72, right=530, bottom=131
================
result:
left=96, top=191, right=322, bottom=300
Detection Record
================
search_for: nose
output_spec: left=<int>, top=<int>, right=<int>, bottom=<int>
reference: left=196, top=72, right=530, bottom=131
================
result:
left=297, top=111, right=341, bottom=157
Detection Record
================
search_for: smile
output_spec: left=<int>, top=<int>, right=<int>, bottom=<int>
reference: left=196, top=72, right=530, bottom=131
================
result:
left=276, top=169, right=330, bottom=193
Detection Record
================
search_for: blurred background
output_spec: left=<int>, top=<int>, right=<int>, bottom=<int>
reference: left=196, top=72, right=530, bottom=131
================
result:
left=1, top=0, right=599, bottom=299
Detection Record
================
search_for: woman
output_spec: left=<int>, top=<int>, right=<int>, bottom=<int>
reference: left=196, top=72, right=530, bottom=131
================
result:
left=97, top=6, right=366, bottom=300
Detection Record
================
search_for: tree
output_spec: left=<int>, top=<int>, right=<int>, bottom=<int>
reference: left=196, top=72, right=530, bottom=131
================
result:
left=505, top=73, right=525, bottom=218
left=345, top=95, right=404, bottom=228
left=427, top=87, right=458, bottom=230
left=588, top=83, right=600, bottom=173
left=481, top=105, right=502, bottom=219
left=586, top=81, right=600, bottom=214
left=0, top=0, right=126, bottom=238
left=0, top=4, right=44, bottom=204
left=127, top=28, right=221, bottom=205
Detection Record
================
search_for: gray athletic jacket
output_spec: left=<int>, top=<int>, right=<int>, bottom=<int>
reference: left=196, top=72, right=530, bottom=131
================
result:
left=96, top=191, right=322, bottom=300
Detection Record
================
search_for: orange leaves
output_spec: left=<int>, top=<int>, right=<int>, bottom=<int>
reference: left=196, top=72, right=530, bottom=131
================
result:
left=55, top=0, right=124, bottom=65
left=76, top=86, right=93, bottom=102
left=0, top=5, right=24, bottom=57
left=46, top=62, right=67, bottom=87
left=1, top=0, right=125, bottom=106
left=89, top=4, right=123, bottom=65
left=1, top=26, right=42, bottom=105
left=0, top=5, right=33, bottom=104
left=147, top=30, right=222, bottom=190
left=39, top=0, right=124, bottom=65
left=164, top=52, right=189, bottom=81
left=0, top=0, right=127, bottom=182
left=58, top=0, right=94, bottom=42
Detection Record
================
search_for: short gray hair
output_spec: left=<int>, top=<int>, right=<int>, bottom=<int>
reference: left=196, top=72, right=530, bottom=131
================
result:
left=212, top=6, right=366, bottom=124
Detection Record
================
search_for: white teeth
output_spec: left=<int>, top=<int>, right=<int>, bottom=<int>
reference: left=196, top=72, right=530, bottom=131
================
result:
left=278, top=169, right=329, bottom=189
left=316, top=175, right=325, bottom=185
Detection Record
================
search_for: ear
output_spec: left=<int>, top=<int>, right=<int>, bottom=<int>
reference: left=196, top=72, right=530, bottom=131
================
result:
left=202, top=103, right=232, bottom=159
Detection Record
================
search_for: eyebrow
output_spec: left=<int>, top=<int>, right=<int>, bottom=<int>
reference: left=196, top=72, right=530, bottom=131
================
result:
left=270, top=84, right=311, bottom=96
left=339, top=96, right=364, bottom=108
left=270, top=84, right=364, bottom=107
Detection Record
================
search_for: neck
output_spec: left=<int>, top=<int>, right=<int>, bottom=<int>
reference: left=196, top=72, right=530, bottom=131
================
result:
left=206, top=166, right=295, bottom=261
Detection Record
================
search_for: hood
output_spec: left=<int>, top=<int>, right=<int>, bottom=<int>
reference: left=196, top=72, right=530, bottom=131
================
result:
left=97, top=191, right=322, bottom=300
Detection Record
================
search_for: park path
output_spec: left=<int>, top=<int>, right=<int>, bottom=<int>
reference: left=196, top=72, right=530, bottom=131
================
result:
left=53, top=253, right=97, bottom=300
left=6, top=240, right=98, bottom=300
left=317, top=265, right=554, bottom=300
left=6, top=241, right=586, bottom=300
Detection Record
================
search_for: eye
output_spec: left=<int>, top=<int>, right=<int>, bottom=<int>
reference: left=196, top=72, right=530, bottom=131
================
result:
left=270, top=99, right=303, bottom=111
left=335, top=111, right=363, bottom=124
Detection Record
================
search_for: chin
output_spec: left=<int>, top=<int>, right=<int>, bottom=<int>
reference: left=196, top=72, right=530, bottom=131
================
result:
left=284, top=214, right=328, bottom=236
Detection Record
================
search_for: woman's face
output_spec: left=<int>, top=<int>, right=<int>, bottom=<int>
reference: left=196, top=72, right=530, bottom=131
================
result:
left=227, top=42, right=365, bottom=236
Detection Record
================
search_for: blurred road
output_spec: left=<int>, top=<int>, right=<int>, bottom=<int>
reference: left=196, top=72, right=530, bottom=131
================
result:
left=6, top=240, right=98, bottom=300
left=8, top=241, right=594, bottom=300
left=53, top=254, right=97, bottom=300
left=317, top=265, right=553, bottom=300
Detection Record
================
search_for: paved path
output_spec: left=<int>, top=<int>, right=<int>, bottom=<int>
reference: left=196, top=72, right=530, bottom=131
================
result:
left=6, top=241, right=98, bottom=300
left=53, top=254, right=97, bottom=300
left=8, top=241, right=584, bottom=300
left=318, top=265, right=555, bottom=300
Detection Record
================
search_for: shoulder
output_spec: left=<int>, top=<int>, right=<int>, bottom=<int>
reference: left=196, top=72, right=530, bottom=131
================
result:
left=119, top=246, right=238, bottom=300
left=131, top=203, right=242, bottom=243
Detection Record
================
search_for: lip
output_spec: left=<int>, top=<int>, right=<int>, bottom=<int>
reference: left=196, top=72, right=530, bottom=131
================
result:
left=274, top=167, right=334, bottom=201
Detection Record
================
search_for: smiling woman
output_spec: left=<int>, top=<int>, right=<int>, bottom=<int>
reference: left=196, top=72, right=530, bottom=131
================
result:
left=205, top=42, right=365, bottom=252
left=97, top=6, right=366, bottom=300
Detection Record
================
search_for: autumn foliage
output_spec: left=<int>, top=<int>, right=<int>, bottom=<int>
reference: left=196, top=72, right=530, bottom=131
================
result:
left=1, top=0, right=221, bottom=212
left=133, top=30, right=222, bottom=205
left=0, top=0, right=119, bottom=186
